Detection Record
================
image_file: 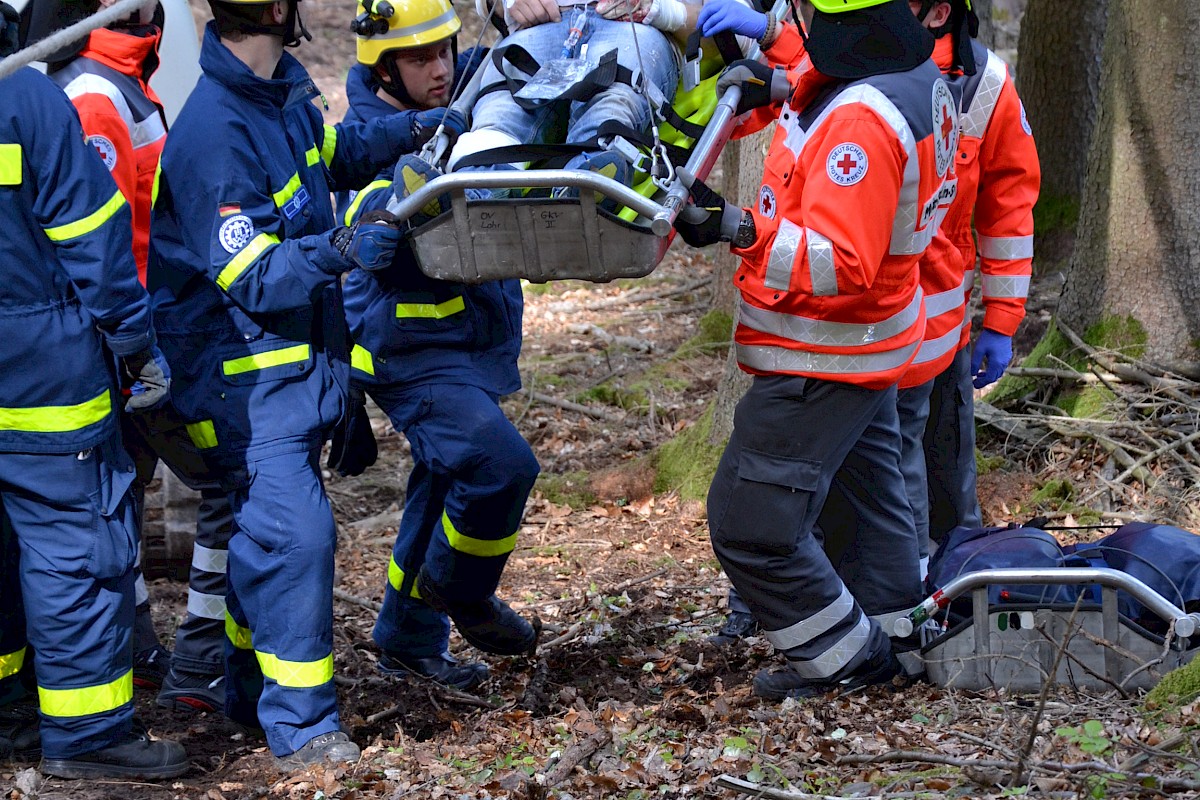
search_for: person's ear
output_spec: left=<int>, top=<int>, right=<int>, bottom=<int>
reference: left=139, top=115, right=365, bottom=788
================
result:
left=272, top=0, right=287, bottom=24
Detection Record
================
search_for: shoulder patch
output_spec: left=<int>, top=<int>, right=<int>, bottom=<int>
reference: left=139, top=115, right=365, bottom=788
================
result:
left=218, top=215, right=255, bottom=254
left=758, top=185, right=777, bottom=219
left=826, top=143, right=868, bottom=186
left=88, top=135, right=117, bottom=171
left=1020, top=101, right=1032, bottom=136
left=932, top=80, right=958, bottom=178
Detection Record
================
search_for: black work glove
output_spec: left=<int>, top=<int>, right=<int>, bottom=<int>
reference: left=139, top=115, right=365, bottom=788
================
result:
left=327, top=390, right=378, bottom=477
left=329, top=210, right=404, bottom=273
left=672, top=167, right=753, bottom=249
left=716, top=59, right=792, bottom=116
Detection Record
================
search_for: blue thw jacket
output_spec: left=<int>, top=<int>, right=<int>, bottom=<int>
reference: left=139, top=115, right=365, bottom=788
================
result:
left=0, top=68, right=153, bottom=455
left=340, top=50, right=523, bottom=396
left=149, top=24, right=425, bottom=464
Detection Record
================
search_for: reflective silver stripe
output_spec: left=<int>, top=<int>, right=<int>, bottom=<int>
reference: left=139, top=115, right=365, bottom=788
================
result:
left=135, top=574, right=149, bottom=606
left=737, top=338, right=921, bottom=376
left=192, top=544, right=229, bottom=574
left=367, top=7, right=457, bottom=41
left=61, top=73, right=166, bottom=150
left=964, top=267, right=976, bottom=293
left=982, top=274, right=1031, bottom=299
left=807, top=227, right=838, bottom=296
left=961, top=51, right=1008, bottom=138
left=913, top=326, right=962, bottom=364
left=766, top=218, right=802, bottom=291
left=737, top=289, right=922, bottom=349
left=923, top=272, right=970, bottom=319
left=187, top=589, right=227, bottom=621
left=787, top=613, right=873, bottom=679
left=765, top=585, right=854, bottom=651
left=978, top=234, right=1033, bottom=260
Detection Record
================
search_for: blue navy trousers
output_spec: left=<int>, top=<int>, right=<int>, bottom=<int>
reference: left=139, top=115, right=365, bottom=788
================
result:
left=370, top=383, right=539, bottom=660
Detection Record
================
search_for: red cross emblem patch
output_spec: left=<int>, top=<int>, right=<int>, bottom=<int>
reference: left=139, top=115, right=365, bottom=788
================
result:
left=932, top=80, right=958, bottom=178
left=758, top=184, right=777, bottom=219
left=826, top=142, right=868, bottom=186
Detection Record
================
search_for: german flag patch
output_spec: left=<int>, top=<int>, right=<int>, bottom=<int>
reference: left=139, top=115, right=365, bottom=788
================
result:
left=218, top=202, right=242, bottom=217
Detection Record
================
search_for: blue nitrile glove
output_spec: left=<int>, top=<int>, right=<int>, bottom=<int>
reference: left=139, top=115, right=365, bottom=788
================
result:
left=971, top=329, right=1013, bottom=388
left=330, top=210, right=404, bottom=272
left=122, top=345, right=171, bottom=412
left=698, top=0, right=767, bottom=40
left=716, top=59, right=791, bottom=116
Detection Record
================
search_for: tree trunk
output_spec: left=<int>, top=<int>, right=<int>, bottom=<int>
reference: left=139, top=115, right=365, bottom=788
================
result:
left=1016, top=0, right=1109, bottom=261
left=709, top=127, right=772, bottom=444
left=973, top=0, right=995, bottom=49
left=1058, top=1, right=1200, bottom=363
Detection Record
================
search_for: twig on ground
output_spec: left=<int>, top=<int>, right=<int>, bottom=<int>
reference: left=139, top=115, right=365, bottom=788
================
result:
left=540, top=729, right=611, bottom=788
left=528, top=390, right=621, bottom=421
left=333, top=587, right=382, bottom=613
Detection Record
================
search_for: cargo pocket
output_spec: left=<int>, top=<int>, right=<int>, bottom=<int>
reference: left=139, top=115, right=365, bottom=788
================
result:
left=85, top=439, right=138, bottom=581
left=713, top=447, right=823, bottom=554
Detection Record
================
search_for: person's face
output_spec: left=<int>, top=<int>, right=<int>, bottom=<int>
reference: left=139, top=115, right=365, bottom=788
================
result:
left=384, top=40, right=454, bottom=109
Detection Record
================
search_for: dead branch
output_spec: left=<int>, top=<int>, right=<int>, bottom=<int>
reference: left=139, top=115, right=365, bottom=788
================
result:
left=1056, top=322, right=1195, bottom=404
left=714, top=775, right=928, bottom=799
left=566, top=322, right=654, bottom=353
left=540, top=729, right=611, bottom=788
left=333, top=587, right=383, bottom=613
left=528, top=390, right=622, bottom=421
left=1078, top=430, right=1200, bottom=504
left=611, top=567, right=670, bottom=593
left=1006, top=366, right=1120, bottom=383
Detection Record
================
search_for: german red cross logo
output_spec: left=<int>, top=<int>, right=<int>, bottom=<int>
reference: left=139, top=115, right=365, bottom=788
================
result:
left=826, top=142, right=868, bottom=186
left=87, top=135, right=117, bottom=171
left=758, top=184, right=777, bottom=219
left=932, top=80, right=957, bottom=178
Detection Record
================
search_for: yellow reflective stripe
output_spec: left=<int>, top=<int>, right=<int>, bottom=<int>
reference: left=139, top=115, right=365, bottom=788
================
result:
left=321, top=125, right=337, bottom=168
left=344, top=179, right=392, bottom=226
left=151, top=162, right=162, bottom=207
left=222, top=344, right=310, bottom=377
left=305, top=146, right=321, bottom=168
left=0, top=646, right=26, bottom=680
left=0, top=143, right=21, bottom=185
left=225, top=613, right=253, bottom=650
left=272, top=173, right=302, bottom=208
left=441, top=510, right=517, bottom=558
left=215, top=232, right=280, bottom=290
left=43, top=190, right=125, bottom=242
left=388, top=554, right=421, bottom=598
left=186, top=419, right=218, bottom=449
left=0, top=389, right=111, bottom=433
left=256, top=651, right=333, bottom=688
left=350, top=344, right=375, bottom=376
left=395, top=296, right=465, bottom=320
left=39, top=670, right=133, bottom=718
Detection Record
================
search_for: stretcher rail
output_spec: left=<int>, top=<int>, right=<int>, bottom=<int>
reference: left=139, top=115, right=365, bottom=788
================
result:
left=895, top=567, right=1200, bottom=638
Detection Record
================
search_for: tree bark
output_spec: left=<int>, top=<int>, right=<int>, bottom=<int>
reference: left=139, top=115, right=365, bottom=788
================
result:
left=973, top=0, right=995, bottom=49
left=708, top=127, right=771, bottom=444
left=1016, top=0, right=1108, bottom=232
left=1058, top=1, right=1200, bottom=362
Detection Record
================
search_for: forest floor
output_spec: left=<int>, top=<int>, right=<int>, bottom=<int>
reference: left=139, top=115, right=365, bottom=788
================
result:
left=7, top=2, right=1199, bottom=798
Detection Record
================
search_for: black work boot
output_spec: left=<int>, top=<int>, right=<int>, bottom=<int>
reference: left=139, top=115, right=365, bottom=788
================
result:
left=157, top=669, right=226, bottom=713
left=378, top=651, right=489, bottom=691
left=416, top=570, right=538, bottom=657
left=0, top=701, right=40, bottom=759
left=753, top=651, right=903, bottom=701
left=275, top=731, right=360, bottom=770
left=40, top=726, right=189, bottom=779
left=707, top=611, right=760, bottom=646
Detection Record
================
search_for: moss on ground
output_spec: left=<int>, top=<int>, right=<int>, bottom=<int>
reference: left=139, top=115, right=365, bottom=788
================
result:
left=535, top=471, right=597, bottom=509
left=1144, top=658, right=1200, bottom=712
left=653, top=406, right=724, bottom=502
left=1033, top=193, right=1080, bottom=240
left=673, top=310, right=732, bottom=360
left=976, top=449, right=1007, bottom=475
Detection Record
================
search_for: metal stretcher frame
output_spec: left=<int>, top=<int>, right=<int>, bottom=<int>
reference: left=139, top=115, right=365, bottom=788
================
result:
left=382, top=4, right=784, bottom=284
left=901, top=568, right=1200, bottom=692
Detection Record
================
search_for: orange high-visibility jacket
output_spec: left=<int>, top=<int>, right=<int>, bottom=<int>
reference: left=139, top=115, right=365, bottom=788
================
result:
left=728, top=29, right=957, bottom=390
left=52, top=27, right=166, bottom=286
left=947, top=38, right=1040, bottom=348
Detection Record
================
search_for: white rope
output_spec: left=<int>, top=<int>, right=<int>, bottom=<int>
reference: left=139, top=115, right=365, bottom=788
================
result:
left=0, top=0, right=149, bottom=81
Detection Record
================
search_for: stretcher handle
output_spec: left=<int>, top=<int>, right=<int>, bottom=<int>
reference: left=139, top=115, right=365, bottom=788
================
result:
left=649, top=83, right=742, bottom=237
left=384, top=168, right=666, bottom=223
left=893, top=567, right=1200, bottom=639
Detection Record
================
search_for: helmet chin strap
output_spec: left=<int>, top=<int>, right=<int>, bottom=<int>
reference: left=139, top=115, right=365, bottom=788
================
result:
left=283, top=0, right=311, bottom=48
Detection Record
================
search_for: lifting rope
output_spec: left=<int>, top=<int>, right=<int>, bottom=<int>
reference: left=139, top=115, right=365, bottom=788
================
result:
left=0, top=0, right=150, bottom=80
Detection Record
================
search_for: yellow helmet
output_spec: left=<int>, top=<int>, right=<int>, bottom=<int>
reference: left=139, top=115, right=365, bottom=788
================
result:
left=354, top=0, right=460, bottom=66
left=808, top=0, right=891, bottom=11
